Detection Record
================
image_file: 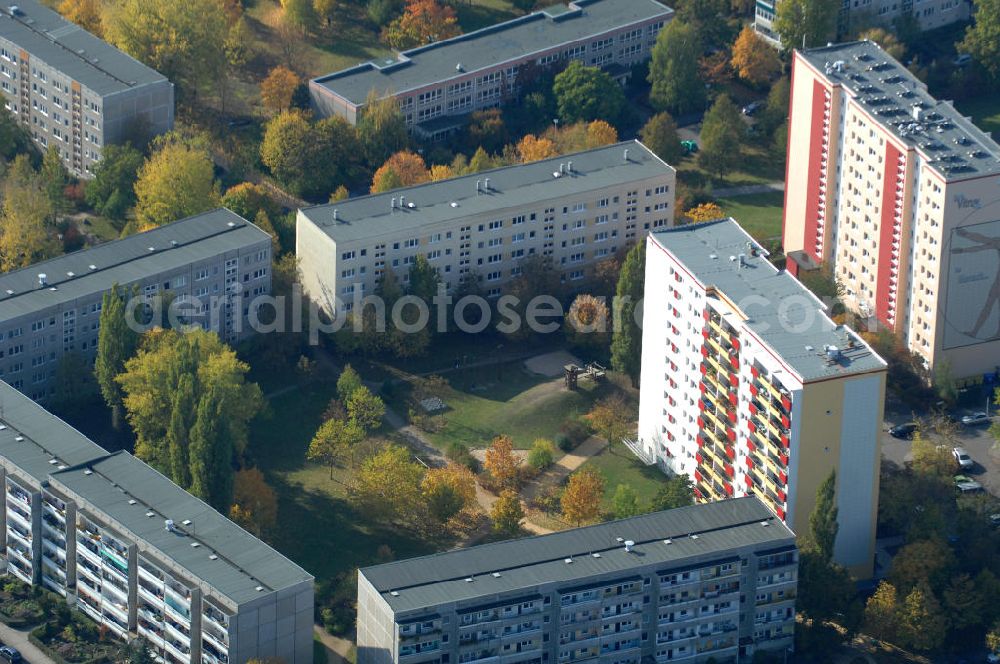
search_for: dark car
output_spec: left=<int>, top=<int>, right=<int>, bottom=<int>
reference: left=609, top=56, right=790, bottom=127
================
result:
left=0, top=646, right=23, bottom=664
left=889, top=422, right=918, bottom=439
left=742, top=100, right=764, bottom=116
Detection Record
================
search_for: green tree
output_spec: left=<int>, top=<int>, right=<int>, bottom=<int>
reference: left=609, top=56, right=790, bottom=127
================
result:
left=0, top=103, right=30, bottom=159
left=308, top=417, right=365, bottom=476
left=103, top=0, right=228, bottom=99
left=942, top=573, right=986, bottom=632
left=134, top=139, right=219, bottom=230
left=337, top=364, right=364, bottom=400
left=40, top=145, right=68, bottom=213
left=773, top=0, right=836, bottom=51
left=95, top=284, right=140, bottom=430
left=988, top=621, right=1000, bottom=656
left=960, top=0, right=1000, bottom=79
left=221, top=183, right=279, bottom=224
left=491, top=489, right=525, bottom=534
left=408, top=254, right=441, bottom=302
left=809, top=469, right=838, bottom=562
left=260, top=111, right=362, bottom=198
left=863, top=581, right=899, bottom=642
left=649, top=475, right=693, bottom=511
left=611, top=241, right=645, bottom=387
left=648, top=20, right=705, bottom=115
left=188, top=383, right=237, bottom=510
left=421, top=464, right=476, bottom=523
left=349, top=444, right=425, bottom=525
left=699, top=94, right=743, bottom=177
left=86, top=143, right=144, bottom=221
left=553, top=61, right=626, bottom=125
left=889, top=538, right=955, bottom=595
left=797, top=548, right=856, bottom=624
left=224, top=16, right=254, bottom=68
left=639, top=112, right=682, bottom=164
left=357, top=91, right=410, bottom=167
left=897, top=581, right=947, bottom=651
left=611, top=484, right=641, bottom=519
left=0, top=172, right=59, bottom=270
left=166, top=373, right=196, bottom=489
left=755, top=76, right=790, bottom=139
left=282, top=0, right=315, bottom=29
left=50, top=352, right=100, bottom=419
left=347, top=385, right=386, bottom=433
left=527, top=438, right=556, bottom=471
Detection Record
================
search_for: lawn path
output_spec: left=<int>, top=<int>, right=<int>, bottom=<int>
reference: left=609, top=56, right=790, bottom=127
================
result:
left=712, top=181, right=785, bottom=198
left=313, top=625, right=353, bottom=664
left=521, top=435, right=609, bottom=502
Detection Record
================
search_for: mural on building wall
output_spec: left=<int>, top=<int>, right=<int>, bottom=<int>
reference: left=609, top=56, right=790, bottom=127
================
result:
left=944, top=211, right=1000, bottom=349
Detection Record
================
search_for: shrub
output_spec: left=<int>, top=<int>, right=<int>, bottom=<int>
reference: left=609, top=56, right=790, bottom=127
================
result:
left=559, top=418, right=591, bottom=448
left=555, top=433, right=572, bottom=452
left=445, top=441, right=479, bottom=472
left=527, top=438, right=556, bottom=470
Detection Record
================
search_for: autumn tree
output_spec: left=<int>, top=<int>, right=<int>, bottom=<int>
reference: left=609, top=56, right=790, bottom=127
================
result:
left=484, top=435, right=521, bottom=490
left=561, top=468, right=605, bottom=525
left=773, top=0, right=836, bottom=51
left=282, top=0, right=315, bottom=29
left=103, top=0, right=228, bottom=99
left=382, top=0, right=461, bottom=49
left=888, top=538, right=955, bottom=595
left=730, top=26, right=781, bottom=87
left=260, top=111, right=362, bottom=198
left=221, top=183, right=279, bottom=225
left=858, top=27, right=905, bottom=60
left=95, top=284, right=140, bottom=430
left=357, top=92, right=410, bottom=167
left=910, top=432, right=954, bottom=481
left=86, top=143, right=144, bottom=221
left=898, top=581, right=947, bottom=651
left=40, top=145, right=69, bottom=213
left=517, top=134, right=557, bottom=163
left=134, top=138, right=220, bottom=229
left=118, top=329, right=263, bottom=509
left=684, top=202, right=725, bottom=223
left=553, top=61, right=626, bottom=125
left=261, top=67, right=300, bottom=117
left=422, top=463, right=477, bottom=522
left=58, top=0, right=102, bottom=35
left=230, top=468, right=278, bottom=538
left=337, top=364, right=364, bottom=400
left=224, top=17, right=254, bottom=68
left=491, top=489, right=524, bottom=535
left=960, top=0, right=1000, bottom=79
left=314, top=0, right=337, bottom=25
left=640, top=112, right=682, bottom=164
left=611, top=241, right=645, bottom=387
left=308, top=417, right=365, bottom=476
left=349, top=444, right=425, bottom=525
left=699, top=95, right=743, bottom=177
left=988, top=622, right=1000, bottom=657
left=564, top=294, right=610, bottom=350
left=347, top=386, right=386, bottom=433
left=371, top=150, right=431, bottom=192
left=864, top=581, right=900, bottom=642
left=586, top=394, right=632, bottom=445
left=0, top=167, right=59, bottom=270
left=649, top=20, right=705, bottom=115
left=611, top=484, right=641, bottom=519
left=585, top=120, right=618, bottom=148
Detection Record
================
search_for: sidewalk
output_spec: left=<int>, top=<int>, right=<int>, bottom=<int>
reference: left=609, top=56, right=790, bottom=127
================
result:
left=0, top=621, right=54, bottom=664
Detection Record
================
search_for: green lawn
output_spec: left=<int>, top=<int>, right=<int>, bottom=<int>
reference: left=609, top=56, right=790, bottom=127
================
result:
left=956, top=96, right=1000, bottom=138
left=391, top=360, right=602, bottom=450
left=717, top=191, right=785, bottom=241
left=676, top=143, right=786, bottom=191
left=248, top=385, right=436, bottom=582
left=581, top=447, right=666, bottom=511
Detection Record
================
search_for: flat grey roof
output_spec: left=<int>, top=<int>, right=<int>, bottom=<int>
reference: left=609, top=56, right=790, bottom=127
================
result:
left=798, top=41, right=1000, bottom=179
left=0, top=0, right=168, bottom=97
left=312, top=0, right=672, bottom=106
left=361, top=497, right=794, bottom=613
left=300, top=141, right=673, bottom=244
left=651, top=219, right=887, bottom=382
left=0, top=208, right=270, bottom=323
left=0, top=381, right=106, bottom=484
left=52, top=452, right=313, bottom=606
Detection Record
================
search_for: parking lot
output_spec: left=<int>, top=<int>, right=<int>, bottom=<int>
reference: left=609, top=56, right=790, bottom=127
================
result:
left=882, top=399, right=1000, bottom=497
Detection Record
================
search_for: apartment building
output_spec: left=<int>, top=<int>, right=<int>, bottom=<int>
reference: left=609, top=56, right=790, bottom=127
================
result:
left=357, top=497, right=797, bottom=664
left=0, top=0, right=174, bottom=177
left=296, top=141, right=675, bottom=316
left=634, top=219, right=886, bottom=577
left=310, top=0, right=672, bottom=140
left=754, top=0, right=970, bottom=46
left=0, top=381, right=314, bottom=664
left=0, top=208, right=272, bottom=403
left=782, top=41, right=1000, bottom=380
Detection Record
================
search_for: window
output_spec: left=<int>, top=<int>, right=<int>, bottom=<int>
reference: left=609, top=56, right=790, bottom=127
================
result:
left=341, top=250, right=356, bottom=261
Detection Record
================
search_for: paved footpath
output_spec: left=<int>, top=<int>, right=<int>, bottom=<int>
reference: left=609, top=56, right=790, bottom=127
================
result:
left=0, top=621, right=54, bottom=664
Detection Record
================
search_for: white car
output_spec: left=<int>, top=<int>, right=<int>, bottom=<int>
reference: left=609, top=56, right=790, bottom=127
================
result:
left=953, top=53, right=972, bottom=67
left=953, top=446, right=973, bottom=469
left=961, top=411, right=990, bottom=427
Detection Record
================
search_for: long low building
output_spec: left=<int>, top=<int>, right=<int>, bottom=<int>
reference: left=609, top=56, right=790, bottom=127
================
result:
left=297, top=141, right=675, bottom=316
left=0, top=381, right=314, bottom=664
left=0, top=208, right=271, bottom=403
left=357, top=497, right=798, bottom=664
left=636, top=219, right=886, bottom=578
left=309, top=0, right=671, bottom=140
left=0, top=0, right=174, bottom=177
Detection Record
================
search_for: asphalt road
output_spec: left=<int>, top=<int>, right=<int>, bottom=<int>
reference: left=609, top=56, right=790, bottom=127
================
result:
left=0, top=620, right=54, bottom=664
left=882, top=400, right=1000, bottom=497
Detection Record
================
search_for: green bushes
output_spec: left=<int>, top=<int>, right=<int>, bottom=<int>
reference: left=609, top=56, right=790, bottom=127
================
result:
left=527, top=438, right=556, bottom=471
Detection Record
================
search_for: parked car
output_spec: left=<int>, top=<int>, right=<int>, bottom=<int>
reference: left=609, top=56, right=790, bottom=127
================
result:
left=961, top=412, right=990, bottom=427
left=0, top=646, right=22, bottom=664
left=742, top=100, right=765, bottom=116
left=680, top=140, right=699, bottom=155
left=889, top=422, right=917, bottom=439
left=989, top=513, right=1000, bottom=528
left=988, top=651, right=1000, bottom=664
left=953, top=53, right=972, bottom=67
left=953, top=446, right=974, bottom=469
left=954, top=474, right=984, bottom=493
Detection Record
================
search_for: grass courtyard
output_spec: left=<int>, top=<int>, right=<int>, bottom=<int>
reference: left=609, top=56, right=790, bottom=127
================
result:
left=581, top=446, right=666, bottom=511
left=957, top=95, right=1000, bottom=138
left=717, top=191, right=784, bottom=241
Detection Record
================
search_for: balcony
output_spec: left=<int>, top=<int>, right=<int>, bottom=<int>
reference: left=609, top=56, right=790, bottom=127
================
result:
left=6, top=485, right=31, bottom=508
left=8, top=524, right=32, bottom=547
left=7, top=505, right=32, bottom=531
